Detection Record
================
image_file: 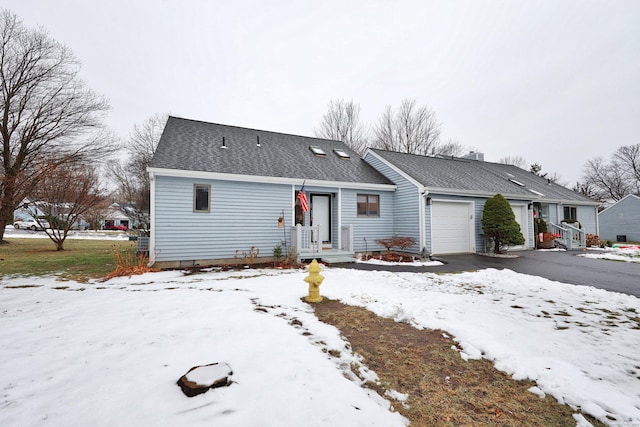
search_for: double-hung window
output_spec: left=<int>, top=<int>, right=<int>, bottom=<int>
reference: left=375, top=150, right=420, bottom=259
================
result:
left=357, top=194, right=379, bottom=217
left=194, top=184, right=211, bottom=213
left=563, top=206, right=577, bottom=221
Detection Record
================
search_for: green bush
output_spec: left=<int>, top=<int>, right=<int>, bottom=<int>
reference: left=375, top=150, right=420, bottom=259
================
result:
left=481, top=194, right=525, bottom=254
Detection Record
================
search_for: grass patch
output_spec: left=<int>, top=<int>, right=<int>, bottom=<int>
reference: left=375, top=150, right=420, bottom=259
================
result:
left=313, top=299, right=606, bottom=427
left=0, top=238, right=136, bottom=282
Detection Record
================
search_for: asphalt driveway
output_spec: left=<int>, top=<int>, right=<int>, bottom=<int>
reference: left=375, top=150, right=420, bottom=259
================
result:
left=343, top=250, right=640, bottom=298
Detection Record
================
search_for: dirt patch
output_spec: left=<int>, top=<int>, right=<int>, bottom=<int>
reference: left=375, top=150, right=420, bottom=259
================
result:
left=313, top=299, right=605, bottom=427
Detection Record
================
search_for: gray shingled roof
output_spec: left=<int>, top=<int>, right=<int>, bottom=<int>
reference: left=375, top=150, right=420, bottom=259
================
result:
left=370, top=149, right=597, bottom=203
left=150, top=117, right=393, bottom=185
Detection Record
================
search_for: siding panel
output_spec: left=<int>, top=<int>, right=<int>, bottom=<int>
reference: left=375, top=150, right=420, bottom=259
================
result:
left=364, top=153, right=422, bottom=253
left=599, top=196, right=640, bottom=242
left=154, top=176, right=292, bottom=262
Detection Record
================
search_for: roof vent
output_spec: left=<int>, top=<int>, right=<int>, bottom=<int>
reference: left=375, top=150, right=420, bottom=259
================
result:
left=333, top=149, right=351, bottom=160
left=309, top=146, right=326, bottom=156
left=256, top=135, right=261, bottom=147
left=221, top=136, right=228, bottom=149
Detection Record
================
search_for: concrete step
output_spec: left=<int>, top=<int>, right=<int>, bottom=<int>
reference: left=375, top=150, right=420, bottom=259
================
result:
left=319, top=254, right=356, bottom=264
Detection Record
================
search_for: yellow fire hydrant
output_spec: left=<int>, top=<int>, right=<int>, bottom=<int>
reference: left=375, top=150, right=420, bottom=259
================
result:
left=304, top=259, right=325, bottom=303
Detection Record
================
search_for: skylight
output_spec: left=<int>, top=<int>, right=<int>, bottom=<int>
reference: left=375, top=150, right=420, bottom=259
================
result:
left=509, top=178, right=525, bottom=187
left=333, top=149, right=351, bottom=160
left=529, top=189, right=545, bottom=197
left=309, top=146, right=326, bottom=156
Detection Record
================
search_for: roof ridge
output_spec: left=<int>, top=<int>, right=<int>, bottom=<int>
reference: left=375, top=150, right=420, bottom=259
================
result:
left=168, top=115, right=344, bottom=144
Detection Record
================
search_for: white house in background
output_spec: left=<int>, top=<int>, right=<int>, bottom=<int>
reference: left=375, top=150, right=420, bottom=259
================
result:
left=598, top=194, right=640, bottom=243
left=148, top=116, right=600, bottom=268
left=103, top=203, right=130, bottom=230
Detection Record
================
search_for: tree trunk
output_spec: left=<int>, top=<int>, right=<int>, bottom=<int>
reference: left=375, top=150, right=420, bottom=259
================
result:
left=0, top=180, right=16, bottom=243
left=494, top=238, right=502, bottom=254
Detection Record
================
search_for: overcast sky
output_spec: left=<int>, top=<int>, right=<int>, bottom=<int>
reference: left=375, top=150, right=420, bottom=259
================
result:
left=4, top=0, right=640, bottom=185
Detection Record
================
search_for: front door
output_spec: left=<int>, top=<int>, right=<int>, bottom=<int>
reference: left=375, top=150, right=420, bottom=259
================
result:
left=311, top=194, right=331, bottom=245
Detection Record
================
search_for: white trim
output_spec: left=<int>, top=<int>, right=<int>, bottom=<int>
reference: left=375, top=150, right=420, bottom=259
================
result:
left=148, top=167, right=396, bottom=192
left=364, top=150, right=424, bottom=191
left=148, top=171, right=156, bottom=267
left=418, top=191, right=426, bottom=250
left=291, top=184, right=296, bottom=227
left=598, top=194, right=640, bottom=215
left=425, top=186, right=600, bottom=206
left=337, top=188, right=342, bottom=250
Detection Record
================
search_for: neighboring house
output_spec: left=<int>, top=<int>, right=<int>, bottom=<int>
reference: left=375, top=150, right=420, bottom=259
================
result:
left=13, top=199, right=46, bottom=222
left=14, top=199, right=91, bottom=230
left=598, top=194, right=640, bottom=243
left=363, top=149, right=600, bottom=254
left=103, top=203, right=131, bottom=230
left=148, top=117, right=600, bottom=267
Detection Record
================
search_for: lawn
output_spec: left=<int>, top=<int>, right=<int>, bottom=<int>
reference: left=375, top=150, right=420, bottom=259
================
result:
left=2, top=240, right=638, bottom=426
left=0, top=237, right=136, bottom=281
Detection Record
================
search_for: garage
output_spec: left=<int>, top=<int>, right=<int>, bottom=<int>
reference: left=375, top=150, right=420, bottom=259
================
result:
left=509, top=203, right=529, bottom=250
left=431, top=201, right=474, bottom=254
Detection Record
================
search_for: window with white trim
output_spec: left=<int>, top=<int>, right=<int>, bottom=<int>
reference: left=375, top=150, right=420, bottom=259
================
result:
left=194, top=184, right=211, bottom=213
left=357, top=194, right=379, bottom=217
left=563, top=206, right=577, bottom=221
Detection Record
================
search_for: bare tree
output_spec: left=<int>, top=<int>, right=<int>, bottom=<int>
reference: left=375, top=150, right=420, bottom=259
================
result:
left=436, top=138, right=466, bottom=157
left=315, top=99, right=368, bottom=155
left=573, top=181, right=605, bottom=204
left=614, top=143, right=640, bottom=194
left=109, top=113, right=167, bottom=235
left=0, top=9, right=110, bottom=242
left=372, top=99, right=442, bottom=155
left=582, top=155, right=634, bottom=202
left=498, top=155, right=527, bottom=168
left=24, top=161, right=106, bottom=250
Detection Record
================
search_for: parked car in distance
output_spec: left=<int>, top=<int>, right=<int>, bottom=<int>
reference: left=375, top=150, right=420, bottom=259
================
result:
left=14, top=219, right=50, bottom=231
left=105, top=224, right=128, bottom=231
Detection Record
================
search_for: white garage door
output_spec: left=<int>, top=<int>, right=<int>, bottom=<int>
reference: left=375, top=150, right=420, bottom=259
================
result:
left=431, top=201, right=473, bottom=254
left=509, top=204, right=528, bottom=250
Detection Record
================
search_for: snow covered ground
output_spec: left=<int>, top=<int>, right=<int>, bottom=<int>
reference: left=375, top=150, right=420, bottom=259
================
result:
left=2, top=245, right=640, bottom=426
left=579, top=246, right=640, bottom=264
left=3, top=226, right=130, bottom=241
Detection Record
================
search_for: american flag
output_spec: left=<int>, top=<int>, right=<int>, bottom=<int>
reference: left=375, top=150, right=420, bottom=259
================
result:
left=297, top=184, right=308, bottom=212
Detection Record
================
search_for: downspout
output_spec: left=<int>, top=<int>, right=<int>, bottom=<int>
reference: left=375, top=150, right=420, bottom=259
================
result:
left=148, top=171, right=156, bottom=267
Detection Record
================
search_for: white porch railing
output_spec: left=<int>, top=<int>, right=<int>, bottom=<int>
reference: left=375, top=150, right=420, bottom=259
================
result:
left=340, top=225, right=353, bottom=252
left=291, top=224, right=322, bottom=256
left=548, top=222, right=586, bottom=250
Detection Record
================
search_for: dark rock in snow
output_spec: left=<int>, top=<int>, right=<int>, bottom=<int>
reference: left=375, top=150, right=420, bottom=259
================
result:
left=177, top=362, right=233, bottom=397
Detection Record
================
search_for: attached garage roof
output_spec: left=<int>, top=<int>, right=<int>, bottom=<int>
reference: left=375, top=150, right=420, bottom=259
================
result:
left=368, top=149, right=597, bottom=204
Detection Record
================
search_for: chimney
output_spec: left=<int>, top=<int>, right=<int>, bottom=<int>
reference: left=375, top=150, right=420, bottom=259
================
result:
left=462, top=151, right=484, bottom=161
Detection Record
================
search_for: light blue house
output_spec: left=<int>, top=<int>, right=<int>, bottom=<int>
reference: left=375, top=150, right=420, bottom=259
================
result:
left=148, top=117, right=396, bottom=268
left=364, top=149, right=600, bottom=253
left=598, top=194, right=640, bottom=243
left=148, top=117, right=600, bottom=267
